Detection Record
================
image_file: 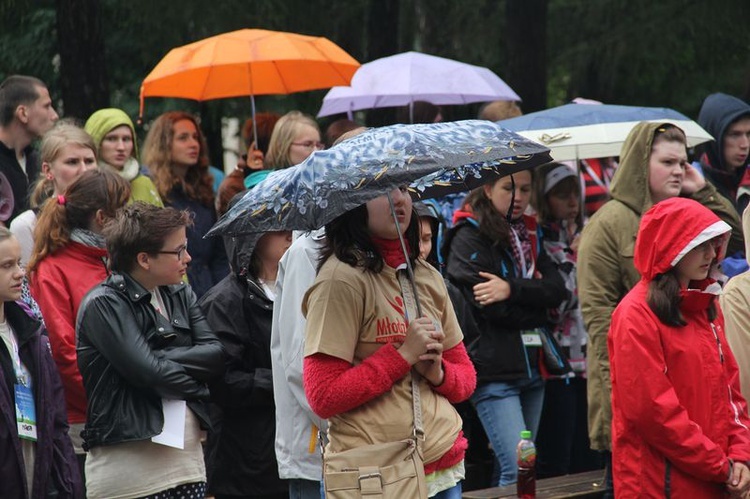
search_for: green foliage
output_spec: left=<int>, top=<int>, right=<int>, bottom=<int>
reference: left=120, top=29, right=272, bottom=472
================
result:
left=548, top=0, right=750, bottom=114
left=2, top=0, right=748, bottom=156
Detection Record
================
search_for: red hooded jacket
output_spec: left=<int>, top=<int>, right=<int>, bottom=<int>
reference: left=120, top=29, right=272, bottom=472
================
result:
left=609, top=197, right=750, bottom=498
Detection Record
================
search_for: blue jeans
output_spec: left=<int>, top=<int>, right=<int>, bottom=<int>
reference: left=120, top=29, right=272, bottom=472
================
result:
left=471, top=371, right=545, bottom=486
left=289, top=478, right=324, bottom=499
left=431, top=482, right=462, bottom=498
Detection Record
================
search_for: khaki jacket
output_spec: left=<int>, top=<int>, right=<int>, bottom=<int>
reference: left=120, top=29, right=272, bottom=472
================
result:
left=577, top=121, right=742, bottom=451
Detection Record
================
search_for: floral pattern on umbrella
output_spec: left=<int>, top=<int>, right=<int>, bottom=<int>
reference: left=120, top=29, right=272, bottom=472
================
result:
left=206, top=120, right=551, bottom=237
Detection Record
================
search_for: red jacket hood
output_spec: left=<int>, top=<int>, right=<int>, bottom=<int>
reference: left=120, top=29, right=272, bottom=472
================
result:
left=634, top=197, right=731, bottom=282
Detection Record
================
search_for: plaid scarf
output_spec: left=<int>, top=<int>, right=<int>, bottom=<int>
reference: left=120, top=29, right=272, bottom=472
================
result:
left=509, top=217, right=533, bottom=276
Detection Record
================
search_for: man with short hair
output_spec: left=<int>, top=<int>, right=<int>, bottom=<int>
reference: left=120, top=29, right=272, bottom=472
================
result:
left=696, top=93, right=750, bottom=213
left=0, top=75, right=59, bottom=222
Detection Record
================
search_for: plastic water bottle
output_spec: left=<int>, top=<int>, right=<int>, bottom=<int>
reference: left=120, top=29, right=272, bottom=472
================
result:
left=516, top=430, right=536, bottom=498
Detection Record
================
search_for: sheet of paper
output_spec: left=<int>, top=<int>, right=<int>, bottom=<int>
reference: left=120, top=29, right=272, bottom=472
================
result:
left=151, top=399, right=186, bottom=449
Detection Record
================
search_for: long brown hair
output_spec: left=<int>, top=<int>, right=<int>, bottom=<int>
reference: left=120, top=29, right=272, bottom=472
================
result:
left=465, top=181, right=511, bottom=248
left=28, top=169, right=131, bottom=272
left=141, top=111, right=214, bottom=207
left=320, top=202, right=420, bottom=274
left=647, top=270, right=716, bottom=327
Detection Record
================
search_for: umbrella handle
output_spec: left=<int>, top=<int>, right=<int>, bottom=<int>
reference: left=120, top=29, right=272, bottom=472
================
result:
left=250, top=95, right=259, bottom=148
left=387, top=192, right=423, bottom=318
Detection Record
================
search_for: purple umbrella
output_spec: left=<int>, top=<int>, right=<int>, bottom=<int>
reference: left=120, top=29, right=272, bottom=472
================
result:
left=317, top=51, right=520, bottom=119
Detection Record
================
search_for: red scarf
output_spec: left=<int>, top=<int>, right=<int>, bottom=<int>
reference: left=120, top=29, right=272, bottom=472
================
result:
left=371, top=236, right=410, bottom=268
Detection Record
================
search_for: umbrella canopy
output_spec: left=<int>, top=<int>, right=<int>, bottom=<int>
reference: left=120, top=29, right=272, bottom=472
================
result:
left=317, top=51, right=520, bottom=118
left=207, top=120, right=551, bottom=237
left=139, top=28, right=360, bottom=118
left=499, top=103, right=713, bottom=161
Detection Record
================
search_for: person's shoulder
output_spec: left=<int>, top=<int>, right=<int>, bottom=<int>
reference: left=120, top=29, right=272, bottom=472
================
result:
left=723, top=272, right=750, bottom=296
left=317, top=255, right=363, bottom=281
left=9, top=209, right=35, bottom=229
left=199, top=274, right=242, bottom=308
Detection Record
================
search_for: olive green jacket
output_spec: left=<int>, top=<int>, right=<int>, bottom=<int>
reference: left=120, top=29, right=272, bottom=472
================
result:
left=577, top=121, right=742, bottom=451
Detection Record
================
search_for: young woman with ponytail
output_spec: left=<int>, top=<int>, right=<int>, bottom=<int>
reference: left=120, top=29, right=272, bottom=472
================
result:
left=28, top=169, right=130, bottom=476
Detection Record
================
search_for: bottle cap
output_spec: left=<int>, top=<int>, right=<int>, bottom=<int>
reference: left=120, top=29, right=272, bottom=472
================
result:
left=520, top=430, right=532, bottom=439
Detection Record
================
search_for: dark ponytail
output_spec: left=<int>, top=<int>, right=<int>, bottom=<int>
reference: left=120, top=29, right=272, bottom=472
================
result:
left=647, top=270, right=717, bottom=326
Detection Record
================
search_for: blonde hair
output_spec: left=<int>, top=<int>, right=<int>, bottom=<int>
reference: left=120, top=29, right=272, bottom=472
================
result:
left=264, top=111, right=320, bottom=170
left=141, top=111, right=213, bottom=207
left=478, top=100, right=522, bottom=122
left=31, top=123, right=97, bottom=208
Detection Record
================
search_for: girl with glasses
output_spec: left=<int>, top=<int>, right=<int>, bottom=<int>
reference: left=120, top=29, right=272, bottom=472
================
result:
left=264, top=110, right=323, bottom=170
left=76, top=202, right=224, bottom=499
left=609, top=197, right=750, bottom=497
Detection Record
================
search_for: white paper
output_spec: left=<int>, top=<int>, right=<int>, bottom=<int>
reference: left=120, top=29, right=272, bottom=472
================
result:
left=151, top=399, right=186, bottom=449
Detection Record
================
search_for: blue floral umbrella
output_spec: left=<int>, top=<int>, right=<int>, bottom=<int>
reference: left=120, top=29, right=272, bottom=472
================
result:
left=206, top=120, right=551, bottom=238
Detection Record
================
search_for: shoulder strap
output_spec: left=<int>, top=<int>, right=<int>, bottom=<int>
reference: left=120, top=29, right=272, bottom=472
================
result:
left=396, top=269, right=425, bottom=440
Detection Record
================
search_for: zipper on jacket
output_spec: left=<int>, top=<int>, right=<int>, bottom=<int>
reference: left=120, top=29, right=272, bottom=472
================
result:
left=709, top=323, right=724, bottom=364
left=664, top=459, right=671, bottom=498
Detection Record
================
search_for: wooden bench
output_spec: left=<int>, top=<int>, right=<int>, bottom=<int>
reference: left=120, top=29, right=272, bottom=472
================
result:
left=462, top=469, right=605, bottom=498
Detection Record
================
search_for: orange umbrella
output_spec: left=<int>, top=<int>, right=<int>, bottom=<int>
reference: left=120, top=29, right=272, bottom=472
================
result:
left=139, top=28, right=360, bottom=139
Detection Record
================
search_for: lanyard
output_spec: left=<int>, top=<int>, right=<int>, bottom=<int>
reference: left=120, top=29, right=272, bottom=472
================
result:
left=511, top=228, right=535, bottom=279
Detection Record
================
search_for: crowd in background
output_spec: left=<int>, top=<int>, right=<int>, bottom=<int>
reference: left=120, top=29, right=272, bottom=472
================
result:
left=1, top=71, right=750, bottom=499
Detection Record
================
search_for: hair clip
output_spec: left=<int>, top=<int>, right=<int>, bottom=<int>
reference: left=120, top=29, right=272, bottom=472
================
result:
left=57, top=195, right=66, bottom=205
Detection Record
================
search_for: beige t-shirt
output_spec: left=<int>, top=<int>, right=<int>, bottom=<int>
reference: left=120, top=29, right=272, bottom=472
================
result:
left=303, top=257, right=463, bottom=464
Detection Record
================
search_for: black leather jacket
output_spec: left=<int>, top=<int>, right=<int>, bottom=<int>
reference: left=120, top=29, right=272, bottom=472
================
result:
left=76, top=272, right=224, bottom=450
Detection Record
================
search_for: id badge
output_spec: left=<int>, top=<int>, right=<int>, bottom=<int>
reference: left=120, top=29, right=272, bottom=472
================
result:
left=15, top=382, right=37, bottom=441
left=521, top=331, right=543, bottom=347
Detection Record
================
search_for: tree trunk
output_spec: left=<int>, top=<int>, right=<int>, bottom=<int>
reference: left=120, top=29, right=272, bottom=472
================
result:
left=505, top=0, right=547, bottom=112
left=364, top=0, right=401, bottom=126
left=55, top=0, right=109, bottom=119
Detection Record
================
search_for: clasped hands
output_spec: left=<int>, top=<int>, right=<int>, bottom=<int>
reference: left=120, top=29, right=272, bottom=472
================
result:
left=394, top=317, right=445, bottom=386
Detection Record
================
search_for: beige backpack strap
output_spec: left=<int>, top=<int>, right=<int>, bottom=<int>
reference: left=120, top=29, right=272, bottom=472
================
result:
left=396, top=268, right=425, bottom=442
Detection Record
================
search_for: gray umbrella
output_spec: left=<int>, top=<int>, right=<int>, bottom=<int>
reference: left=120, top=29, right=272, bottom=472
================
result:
left=206, top=119, right=551, bottom=238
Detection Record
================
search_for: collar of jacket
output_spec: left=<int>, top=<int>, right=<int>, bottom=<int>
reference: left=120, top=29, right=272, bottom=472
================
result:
left=244, top=274, right=273, bottom=309
left=5, top=301, right=43, bottom=346
left=105, top=272, right=185, bottom=303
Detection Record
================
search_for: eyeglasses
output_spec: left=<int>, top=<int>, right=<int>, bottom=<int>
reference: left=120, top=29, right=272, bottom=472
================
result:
left=155, top=244, right=188, bottom=260
left=291, top=140, right=325, bottom=151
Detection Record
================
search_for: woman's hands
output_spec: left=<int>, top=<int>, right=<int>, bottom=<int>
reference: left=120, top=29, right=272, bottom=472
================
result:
left=473, top=271, right=511, bottom=306
left=395, top=317, right=445, bottom=386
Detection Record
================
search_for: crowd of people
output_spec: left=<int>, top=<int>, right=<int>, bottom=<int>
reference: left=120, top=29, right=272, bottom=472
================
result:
left=1, top=70, right=750, bottom=499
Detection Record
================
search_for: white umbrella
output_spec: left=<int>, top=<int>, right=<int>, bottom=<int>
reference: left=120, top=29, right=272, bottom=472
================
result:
left=499, top=104, right=713, bottom=161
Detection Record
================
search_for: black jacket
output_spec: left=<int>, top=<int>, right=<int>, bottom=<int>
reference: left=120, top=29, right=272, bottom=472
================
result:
left=0, top=140, right=40, bottom=223
left=199, top=273, right=287, bottom=496
left=443, top=219, right=567, bottom=382
left=0, top=302, right=81, bottom=498
left=76, top=273, right=224, bottom=450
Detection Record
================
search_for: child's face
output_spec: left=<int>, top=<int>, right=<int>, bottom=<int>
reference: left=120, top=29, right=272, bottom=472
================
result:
left=0, top=237, right=24, bottom=302
left=547, top=189, right=580, bottom=222
left=483, top=170, right=532, bottom=219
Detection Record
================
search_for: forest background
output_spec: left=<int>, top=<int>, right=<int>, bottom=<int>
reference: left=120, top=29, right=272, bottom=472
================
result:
left=1, top=0, right=749, bottom=170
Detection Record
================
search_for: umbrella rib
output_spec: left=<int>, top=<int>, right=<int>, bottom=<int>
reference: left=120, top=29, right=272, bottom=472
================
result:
left=270, top=60, right=292, bottom=94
